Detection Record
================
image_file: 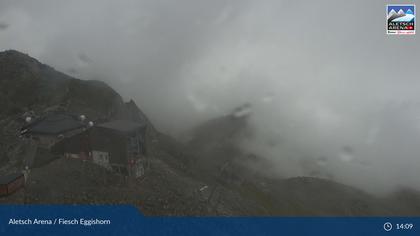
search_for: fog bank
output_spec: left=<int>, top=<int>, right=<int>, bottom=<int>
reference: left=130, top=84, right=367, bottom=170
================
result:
left=1, top=0, right=419, bottom=193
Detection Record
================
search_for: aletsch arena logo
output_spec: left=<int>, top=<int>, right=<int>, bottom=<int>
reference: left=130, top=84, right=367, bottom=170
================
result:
left=387, top=4, right=416, bottom=35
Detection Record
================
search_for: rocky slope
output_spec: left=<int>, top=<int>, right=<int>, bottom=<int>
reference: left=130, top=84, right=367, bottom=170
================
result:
left=0, top=50, right=419, bottom=216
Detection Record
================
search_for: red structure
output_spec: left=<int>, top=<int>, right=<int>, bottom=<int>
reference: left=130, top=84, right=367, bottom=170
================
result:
left=0, top=173, right=25, bottom=197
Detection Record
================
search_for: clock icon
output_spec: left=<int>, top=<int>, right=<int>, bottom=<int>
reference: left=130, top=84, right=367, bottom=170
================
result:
left=384, top=222, right=393, bottom=232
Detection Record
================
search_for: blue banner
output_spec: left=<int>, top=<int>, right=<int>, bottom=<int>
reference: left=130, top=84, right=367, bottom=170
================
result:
left=0, top=205, right=419, bottom=236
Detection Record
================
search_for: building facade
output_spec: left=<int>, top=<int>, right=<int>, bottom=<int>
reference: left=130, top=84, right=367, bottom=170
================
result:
left=20, top=113, right=87, bottom=167
left=0, top=173, right=25, bottom=197
left=55, top=120, right=148, bottom=178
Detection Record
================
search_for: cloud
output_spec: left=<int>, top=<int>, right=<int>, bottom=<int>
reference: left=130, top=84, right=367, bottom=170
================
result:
left=0, top=22, right=9, bottom=30
left=0, top=0, right=419, bottom=193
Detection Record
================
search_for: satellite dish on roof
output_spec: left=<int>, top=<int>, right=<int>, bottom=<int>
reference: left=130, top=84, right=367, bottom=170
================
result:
left=88, top=121, right=94, bottom=127
left=25, top=117, right=32, bottom=123
left=80, top=115, right=86, bottom=121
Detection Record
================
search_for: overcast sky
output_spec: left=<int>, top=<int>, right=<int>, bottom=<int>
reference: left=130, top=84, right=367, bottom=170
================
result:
left=0, top=0, right=419, bottom=193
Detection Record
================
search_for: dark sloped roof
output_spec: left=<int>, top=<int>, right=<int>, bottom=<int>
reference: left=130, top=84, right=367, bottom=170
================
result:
left=97, top=120, right=145, bottom=133
left=27, top=114, right=85, bottom=135
left=0, top=173, right=23, bottom=185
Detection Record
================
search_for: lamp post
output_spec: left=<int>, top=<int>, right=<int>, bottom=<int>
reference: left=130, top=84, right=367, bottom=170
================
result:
left=23, top=166, right=30, bottom=203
